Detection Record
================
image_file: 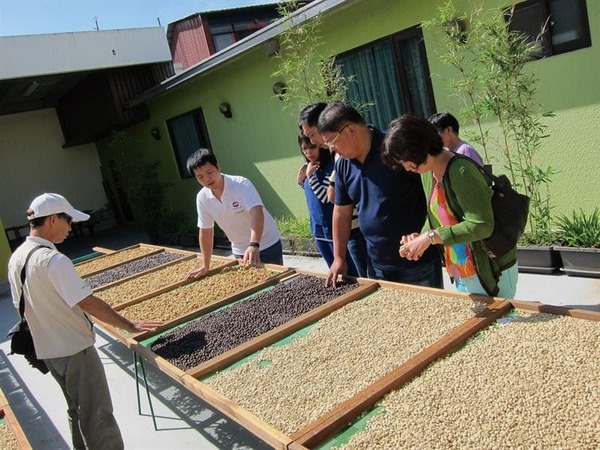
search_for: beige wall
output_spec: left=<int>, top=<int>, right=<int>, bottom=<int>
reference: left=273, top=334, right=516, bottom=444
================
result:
left=0, top=108, right=108, bottom=228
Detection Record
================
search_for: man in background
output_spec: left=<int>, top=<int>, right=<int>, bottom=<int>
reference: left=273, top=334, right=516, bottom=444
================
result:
left=186, top=148, right=283, bottom=279
left=429, top=112, right=484, bottom=166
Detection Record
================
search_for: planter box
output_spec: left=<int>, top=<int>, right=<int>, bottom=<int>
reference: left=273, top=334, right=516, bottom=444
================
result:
left=281, top=237, right=318, bottom=256
left=555, top=246, right=600, bottom=278
left=517, top=246, right=562, bottom=274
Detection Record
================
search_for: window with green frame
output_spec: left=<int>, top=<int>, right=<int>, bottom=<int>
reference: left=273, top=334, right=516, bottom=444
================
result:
left=167, top=107, right=212, bottom=179
left=336, top=26, right=436, bottom=130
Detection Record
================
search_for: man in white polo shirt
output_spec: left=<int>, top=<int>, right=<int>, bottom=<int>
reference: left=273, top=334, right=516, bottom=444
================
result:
left=186, top=148, right=283, bottom=279
left=8, top=193, right=162, bottom=450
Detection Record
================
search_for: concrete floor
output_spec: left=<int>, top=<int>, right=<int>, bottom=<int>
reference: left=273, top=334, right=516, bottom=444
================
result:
left=0, top=227, right=597, bottom=449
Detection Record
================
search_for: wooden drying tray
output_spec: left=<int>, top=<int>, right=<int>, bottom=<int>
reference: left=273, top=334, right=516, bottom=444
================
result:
left=164, top=277, right=507, bottom=449
left=89, top=244, right=236, bottom=292
left=94, top=259, right=248, bottom=345
left=99, top=263, right=293, bottom=347
left=292, top=298, right=600, bottom=450
left=91, top=253, right=197, bottom=292
left=90, top=243, right=236, bottom=290
left=289, top=283, right=512, bottom=449
left=182, top=374, right=294, bottom=450
left=149, top=272, right=378, bottom=449
left=186, top=273, right=378, bottom=380
left=90, top=251, right=236, bottom=294
left=121, top=266, right=294, bottom=381
left=0, top=405, right=32, bottom=450
left=123, top=243, right=238, bottom=262
left=74, top=243, right=164, bottom=278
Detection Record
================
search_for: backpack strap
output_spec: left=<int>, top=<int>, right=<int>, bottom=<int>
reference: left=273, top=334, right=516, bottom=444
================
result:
left=18, top=245, right=49, bottom=322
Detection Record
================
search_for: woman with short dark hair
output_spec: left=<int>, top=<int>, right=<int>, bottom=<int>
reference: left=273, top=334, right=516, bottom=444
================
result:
left=382, top=115, right=518, bottom=298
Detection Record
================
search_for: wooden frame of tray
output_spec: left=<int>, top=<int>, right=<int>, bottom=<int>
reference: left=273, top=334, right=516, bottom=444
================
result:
left=155, top=272, right=378, bottom=449
left=91, top=253, right=197, bottom=292
left=291, top=299, right=600, bottom=450
left=289, top=294, right=511, bottom=448
left=185, top=273, right=379, bottom=379
left=74, top=243, right=165, bottom=277
left=0, top=405, right=32, bottom=450
left=0, top=389, right=7, bottom=409
left=90, top=250, right=235, bottom=294
left=98, top=264, right=293, bottom=346
left=509, top=300, right=600, bottom=321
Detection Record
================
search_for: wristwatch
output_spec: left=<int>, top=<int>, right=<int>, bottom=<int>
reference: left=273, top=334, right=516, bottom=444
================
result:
left=427, top=229, right=436, bottom=245
left=248, top=241, right=260, bottom=248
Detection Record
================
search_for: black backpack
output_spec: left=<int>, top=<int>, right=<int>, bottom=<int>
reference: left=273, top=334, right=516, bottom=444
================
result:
left=444, top=155, right=530, bottom=260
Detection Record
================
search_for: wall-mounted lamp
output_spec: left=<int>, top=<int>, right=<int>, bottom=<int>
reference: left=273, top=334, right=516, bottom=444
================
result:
left=272, top=81, right=287, bottom=100
left=22, top=81, right=39, bottom=97
left=150, top=127, right=161, bottom=140
left=219, top=102, right=232, bottom=118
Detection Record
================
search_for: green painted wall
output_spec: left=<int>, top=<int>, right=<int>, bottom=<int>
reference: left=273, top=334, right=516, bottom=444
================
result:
left=97, top=46, right=304, bottom=229
left=426, top=0, right=600, bottom=215
left=0, top=217, right=11, bottom=282
left=97, top=0, right=600, bottom=230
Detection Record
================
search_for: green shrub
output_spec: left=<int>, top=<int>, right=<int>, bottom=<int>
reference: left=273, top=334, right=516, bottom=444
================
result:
left=276, top=216, right=312, bottom=239
left=556, top=208, right=600, bottom=248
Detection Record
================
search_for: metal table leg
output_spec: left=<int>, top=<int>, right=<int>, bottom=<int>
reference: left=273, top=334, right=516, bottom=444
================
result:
left=133, top=351, right=158, bottom=431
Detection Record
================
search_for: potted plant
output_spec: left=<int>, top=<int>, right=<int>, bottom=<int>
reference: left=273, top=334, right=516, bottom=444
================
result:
left=516, top=231, right=562, bottom=274
left=554, top=208, right=600, bottom=278
left=276, top=216, right=317, bottom=256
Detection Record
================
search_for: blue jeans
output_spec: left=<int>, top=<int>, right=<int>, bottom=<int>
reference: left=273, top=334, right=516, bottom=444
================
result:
left=372, top=258, right=443, bottom=289
left=347, top=228, right=375, bottom=279
left=455, top=263, right=519, bottom=298
left=234, top=240, right=283, bottom=265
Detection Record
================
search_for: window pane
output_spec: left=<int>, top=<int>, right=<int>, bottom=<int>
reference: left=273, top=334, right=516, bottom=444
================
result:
left=213, top=33, right=235, bottom=52
left=168, top=109, right=211, bottom=178
left=337, top=27, right=435, bottom=129
left=549, top=0, right=583, bottom=45
left=398, top=34, right=434, bottom=118
left=508, top=1, right=549, bottom=57
left=338, top=41, right=405, bottom=130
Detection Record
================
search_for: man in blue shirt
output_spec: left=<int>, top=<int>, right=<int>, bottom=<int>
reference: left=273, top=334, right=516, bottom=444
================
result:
left=318, top=102, right=442, bottom=288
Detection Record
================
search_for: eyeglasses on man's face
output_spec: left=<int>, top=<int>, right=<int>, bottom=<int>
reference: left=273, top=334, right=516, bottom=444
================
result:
left=57, top=213, right=73, bottom=225
left=323, top=124, right=350, bottom=148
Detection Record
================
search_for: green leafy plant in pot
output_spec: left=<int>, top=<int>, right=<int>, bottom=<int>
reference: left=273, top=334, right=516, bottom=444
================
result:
left=554, top=208, right=600, bottom=278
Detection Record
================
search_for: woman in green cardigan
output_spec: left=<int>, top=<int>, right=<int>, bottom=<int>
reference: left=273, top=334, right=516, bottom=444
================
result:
left=381, top=115, right=518, bottom=298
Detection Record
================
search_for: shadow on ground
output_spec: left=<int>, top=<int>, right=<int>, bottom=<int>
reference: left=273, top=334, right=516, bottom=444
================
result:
left=96, top=328, right=270, bottom=450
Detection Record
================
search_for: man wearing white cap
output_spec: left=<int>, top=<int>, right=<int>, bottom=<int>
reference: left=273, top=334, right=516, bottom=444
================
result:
left=8, top=193, right=162, bottom=450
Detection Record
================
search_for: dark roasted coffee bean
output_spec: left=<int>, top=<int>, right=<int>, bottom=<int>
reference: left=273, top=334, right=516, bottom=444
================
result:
left=151, top=274, right=358, bottom=370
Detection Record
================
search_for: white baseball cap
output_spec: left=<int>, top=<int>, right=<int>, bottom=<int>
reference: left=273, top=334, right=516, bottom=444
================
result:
left=27, top=193, right=90, bottom=222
